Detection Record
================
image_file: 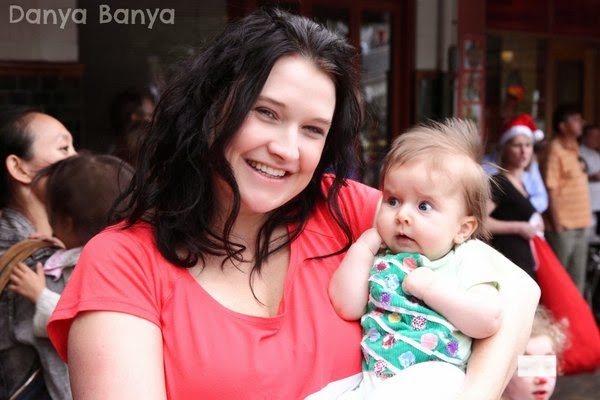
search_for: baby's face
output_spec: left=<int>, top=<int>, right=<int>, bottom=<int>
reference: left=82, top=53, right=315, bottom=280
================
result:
left=50, top=214, right=80, bottom=249
left=503, top=335, right=558, bottom=400
left=376, top=160, right=474, bottom=260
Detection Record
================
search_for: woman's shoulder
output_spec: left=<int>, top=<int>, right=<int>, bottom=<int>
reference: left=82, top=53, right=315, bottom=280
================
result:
left=490, top=173, right=512, bottom=191
left=320, top=174, right=380, bottom=204
left=490, top=172, right=508, bottom=183
left=89, top=220, right=155, bottom=248
left=319, top=174, right=380, bottom=217
left=83, top=221, right=165, bottom=271
left=0, top=208, right=35, bottom=250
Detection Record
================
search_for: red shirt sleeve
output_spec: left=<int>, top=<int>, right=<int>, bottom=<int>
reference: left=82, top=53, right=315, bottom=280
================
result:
left=48, top=223, right=169, bottom=361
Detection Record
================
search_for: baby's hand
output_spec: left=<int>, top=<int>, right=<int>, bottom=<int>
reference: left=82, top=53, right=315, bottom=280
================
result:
left=8, top=262, right=47, bottom=303
left=28, top=232, right=65, bottom=248
left=357, top=228, right=383, bottom=256
left=402, top=267, right=436, bottom=300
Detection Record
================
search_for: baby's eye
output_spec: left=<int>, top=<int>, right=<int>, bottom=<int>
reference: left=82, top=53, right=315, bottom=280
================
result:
left=418, top=201, right=433, bottom=212
left=386, top=197, right=400, bottom=207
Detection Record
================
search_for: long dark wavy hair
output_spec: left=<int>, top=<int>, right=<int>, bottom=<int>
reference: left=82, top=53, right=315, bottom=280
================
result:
left=115, top=8, right=363, bottom=282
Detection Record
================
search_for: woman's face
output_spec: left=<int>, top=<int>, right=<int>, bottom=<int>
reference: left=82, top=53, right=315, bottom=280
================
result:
left=222, top=55, right=336, bottom=216
left=503, top=335, right=558, bottom=400
left=504, top=135, right=533, bottom=170
left=22, top=113, right=77, bottom=178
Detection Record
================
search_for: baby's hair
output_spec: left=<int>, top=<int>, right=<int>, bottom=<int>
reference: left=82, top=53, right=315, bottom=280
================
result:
left=34, top=152, right=134, bottom=246
left=531, top=305, right=569, bottom=361
left=381, top=118, right=490, bottom=240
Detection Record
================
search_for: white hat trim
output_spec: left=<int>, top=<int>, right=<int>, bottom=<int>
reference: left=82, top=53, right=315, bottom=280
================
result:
left=500, top=125, right=533, bottom=145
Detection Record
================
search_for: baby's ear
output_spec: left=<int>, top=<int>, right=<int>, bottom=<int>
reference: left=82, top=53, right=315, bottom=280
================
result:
left=454, top=216, right=477, bottom=244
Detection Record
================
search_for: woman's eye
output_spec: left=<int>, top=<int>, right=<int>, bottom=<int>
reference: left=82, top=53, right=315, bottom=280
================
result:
left=59, top=146, right=70, bottom=153
left=256, top=107, right=276, bottom=119
left=418, top=201, right=433, bottom=212
left=304, top=125, right=325, bottom=136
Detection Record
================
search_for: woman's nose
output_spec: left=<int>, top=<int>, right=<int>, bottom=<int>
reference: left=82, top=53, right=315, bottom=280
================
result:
left=268, top=127, right=299, bottom=161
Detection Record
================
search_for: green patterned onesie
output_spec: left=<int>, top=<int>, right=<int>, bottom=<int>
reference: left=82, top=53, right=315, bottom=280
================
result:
left=360, top=240, right=499, bottom=378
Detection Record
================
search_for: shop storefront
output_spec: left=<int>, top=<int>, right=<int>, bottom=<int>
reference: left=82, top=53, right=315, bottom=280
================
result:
left=484, top=0, right=600, bottom=144
left=227, top=0, right=600, bottom=185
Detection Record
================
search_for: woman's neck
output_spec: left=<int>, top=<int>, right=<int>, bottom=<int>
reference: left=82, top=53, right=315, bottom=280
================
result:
left=503, top=167, right=524, bottom=180
left=8, top=189, right=52, bottom=236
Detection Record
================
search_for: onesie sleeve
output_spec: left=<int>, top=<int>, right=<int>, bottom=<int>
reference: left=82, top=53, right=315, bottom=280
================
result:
left=456, top=240, right=501, bottom=290
left=33, top=288, right=60, bottom=337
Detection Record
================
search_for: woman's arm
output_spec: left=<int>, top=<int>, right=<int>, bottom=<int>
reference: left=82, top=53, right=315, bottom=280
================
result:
left=68, top=311, right=166, bottom=400
left=486, top=199, right=538, bottom=239
left=455, top=246, right=540, bottom=400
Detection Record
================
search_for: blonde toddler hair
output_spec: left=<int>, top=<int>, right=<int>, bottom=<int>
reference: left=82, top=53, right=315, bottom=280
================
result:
left=381, top=118, right=491, bottom=240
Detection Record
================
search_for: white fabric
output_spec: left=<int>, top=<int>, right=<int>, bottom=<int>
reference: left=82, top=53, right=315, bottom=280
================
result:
left=501, top=125, right=533, bottom=144
left=580, top=144, right=600, bottom=177
left=336, top=361, right=465, bottom=399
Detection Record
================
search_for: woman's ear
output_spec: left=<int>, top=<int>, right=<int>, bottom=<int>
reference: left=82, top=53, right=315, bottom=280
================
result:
left=5, top=154, right=33, bottom=184
left=454, top=216, right=477, bottom=245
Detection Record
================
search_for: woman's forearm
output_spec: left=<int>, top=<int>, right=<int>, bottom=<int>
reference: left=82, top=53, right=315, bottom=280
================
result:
left=456, top=246, right=540, bottom=400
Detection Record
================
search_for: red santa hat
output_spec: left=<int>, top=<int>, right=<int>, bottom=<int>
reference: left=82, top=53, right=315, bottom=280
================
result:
left=499, top=113, right=544, bottom=145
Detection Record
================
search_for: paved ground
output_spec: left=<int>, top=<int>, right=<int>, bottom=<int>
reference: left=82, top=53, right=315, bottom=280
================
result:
left=553, top=367, right=600, bottom=400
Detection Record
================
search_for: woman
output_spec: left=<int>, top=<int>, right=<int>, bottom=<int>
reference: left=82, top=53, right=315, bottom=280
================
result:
left=487, top=114, right=543, bottom=280
left=0, top=107, right=76, bottom=399
left=0, top=107, right=77, bottom=251
left=48, top=9, right=539, bottom=399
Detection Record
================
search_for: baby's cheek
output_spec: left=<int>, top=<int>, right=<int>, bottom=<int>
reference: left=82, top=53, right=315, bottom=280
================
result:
left=547, top=377, right=557, bottom=394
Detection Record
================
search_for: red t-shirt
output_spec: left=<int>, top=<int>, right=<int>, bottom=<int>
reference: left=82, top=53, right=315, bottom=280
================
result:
left=48, top=176, right=381, bottom=399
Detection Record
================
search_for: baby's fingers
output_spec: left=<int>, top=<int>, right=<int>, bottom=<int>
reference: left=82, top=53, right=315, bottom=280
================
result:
left=9, top=261, right=30, bottom=281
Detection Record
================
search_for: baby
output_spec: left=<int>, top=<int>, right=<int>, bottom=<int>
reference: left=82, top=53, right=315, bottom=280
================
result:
left=501, top=305, right=568, bottom=400
left=329, top=118, right=503, bottom=398
left=8, top=153, right=134, bottom=336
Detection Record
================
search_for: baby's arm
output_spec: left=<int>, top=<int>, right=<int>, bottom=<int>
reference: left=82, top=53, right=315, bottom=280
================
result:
left=329, top=228, right=381, bottom=320
left=33, top=288, right=60, bottom=337
left=403, top=268, right=502, bottom=338
left=9, top=261, right=61, bottom=336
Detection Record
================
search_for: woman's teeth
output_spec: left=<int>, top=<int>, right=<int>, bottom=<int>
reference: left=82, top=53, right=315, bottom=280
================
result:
left=248, top=161, right=285, bottom=177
